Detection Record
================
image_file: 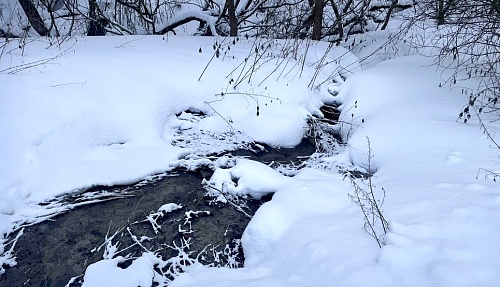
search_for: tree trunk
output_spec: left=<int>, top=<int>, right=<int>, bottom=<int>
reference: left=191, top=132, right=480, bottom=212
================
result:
left=436, top=0, right=446, bottom=25
left=381, top=0, right=398, bottom=30
left=329, top=0, right=343, bottom=41
left=312, top=0, right=323, bottom=40
left=227, top=0, right=238, bottom=36
left=491, top=0, right=500, bottom=15
left=87, top=0, right=106, bottom=36
left=436, top=0, right=456, bottom=26
left=17, top=0, right=48, bottom=36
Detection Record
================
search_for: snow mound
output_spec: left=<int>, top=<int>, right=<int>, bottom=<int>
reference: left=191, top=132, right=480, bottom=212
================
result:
left=0, top=35, right=358, bottom=275
left=170, top=52, right=500, bottom=287
left=205, top=158, right=290, bottom=199
left=82, top=253, right=158, bottom=287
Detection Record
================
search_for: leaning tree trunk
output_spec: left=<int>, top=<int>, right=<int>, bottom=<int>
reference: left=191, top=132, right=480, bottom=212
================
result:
left=18, top=0, right=48, bottom=36
left=329, top=0, right=343, bottom=41
left=381, top=0, right=398, bottom=30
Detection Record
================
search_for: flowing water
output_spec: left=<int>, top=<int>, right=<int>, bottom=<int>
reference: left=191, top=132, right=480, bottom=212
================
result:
left=1, top=104, right=341, bottom=287
left=0, top=140, right=316, bottom=287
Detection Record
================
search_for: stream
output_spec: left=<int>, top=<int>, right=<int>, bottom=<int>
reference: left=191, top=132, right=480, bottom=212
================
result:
left=0, top=139, right=316, bottom=287
left=0, top=103, right=341, bottom=287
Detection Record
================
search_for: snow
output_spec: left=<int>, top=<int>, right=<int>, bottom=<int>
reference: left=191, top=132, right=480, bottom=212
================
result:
left=0, top=35, right=354, bottom=274
left=206, top=158, right=291, bottom=199
left=2, top=28, right=500, bottom=287
left=171, top=41, right=500, bottom=286
left=158, top=203, right=183, bottom=214
left=82, top=253, right=158, bottom=287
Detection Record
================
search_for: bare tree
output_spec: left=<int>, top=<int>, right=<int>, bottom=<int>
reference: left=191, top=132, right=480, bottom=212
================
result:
left=17, top=0, right=48, bottom=35
left=226, top=0, right=238, bottom=36
left=3, top=0, right=412, bottom=38
left=312, top=0, right=323, bottom=40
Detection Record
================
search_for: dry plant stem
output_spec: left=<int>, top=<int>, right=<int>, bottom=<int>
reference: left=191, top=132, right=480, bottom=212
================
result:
left=396, top=1, right=500, bottom=120
left=199, top=47, right=221, bottom=81
left=234, top=38, right=259, bottom=85
left=204, top=100, right=236, bottom=133
left=365, top=137, right=388, bottom=234
left=199, top=38, right=228, bottom=81
left=257, top=55, right=288, bottom=86
left=1, top=42, right=74, bottom=74
left=203, top=184, right=252, bottom=218
left=476, top=107, right=500, bottom=150
left=347, top=137, right=388, bottom=248
left=476, top=168, right=500, bottom=182
left=349, top=179, right=386, bottom=248
left=475, top=104, right=500, bottom=183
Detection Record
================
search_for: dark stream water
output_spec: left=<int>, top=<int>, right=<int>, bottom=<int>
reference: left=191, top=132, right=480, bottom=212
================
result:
left=0, top=140, right=316, bottom=287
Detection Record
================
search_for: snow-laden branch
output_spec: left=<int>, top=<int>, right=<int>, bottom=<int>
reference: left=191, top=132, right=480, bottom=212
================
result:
left=157, top=10, right=218, bottom=35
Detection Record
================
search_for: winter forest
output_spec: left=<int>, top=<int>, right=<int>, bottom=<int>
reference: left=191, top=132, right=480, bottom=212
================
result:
left=1, top=0, right=500, bottom=287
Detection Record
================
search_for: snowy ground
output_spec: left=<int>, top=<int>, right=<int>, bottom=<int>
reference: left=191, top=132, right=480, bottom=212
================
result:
left=1, top=31, right=500, bottom=287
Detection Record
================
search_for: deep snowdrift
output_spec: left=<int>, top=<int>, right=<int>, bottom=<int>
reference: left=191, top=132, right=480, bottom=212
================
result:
left=1, top=33, right=500, bottom=287
left=0, top=35, right=358, bottom=275
left=168, top=55, right=500, bottom=287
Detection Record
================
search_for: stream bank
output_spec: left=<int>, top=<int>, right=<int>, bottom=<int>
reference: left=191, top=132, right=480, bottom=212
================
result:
left=0, top=104, right=341, bottom=287
left=0, top=139, right=317, bottom=287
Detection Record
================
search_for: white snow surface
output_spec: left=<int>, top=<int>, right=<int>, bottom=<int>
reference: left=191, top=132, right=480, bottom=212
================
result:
left=171, top=47, right=500, bottom=286
left=207, top=158, right=292, bottom=199
left=2, top=33, right=500, bottom=287
left=0, top=36, right=356, bottom=272
left=82, top=253, right=159, bottom=287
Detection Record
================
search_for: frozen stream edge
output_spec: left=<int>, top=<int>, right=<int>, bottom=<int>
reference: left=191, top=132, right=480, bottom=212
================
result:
left=0, top=137, right=320, bottom=287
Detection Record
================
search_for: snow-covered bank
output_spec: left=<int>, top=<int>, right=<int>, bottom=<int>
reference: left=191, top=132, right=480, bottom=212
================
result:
left=0, top=36, right=357, bottom=274
left=2, top=33, right=500, bottom=287
left=169, top=54, right=500, bottom=286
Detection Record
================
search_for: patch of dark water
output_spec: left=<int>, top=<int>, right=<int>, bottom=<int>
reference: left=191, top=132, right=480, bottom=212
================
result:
left=0, top=140, right=316, bottom=287
left=0, top=171, right=260, bottom=287
left=0, top=104, right=341, bottom=287
left=228, top=137, right=316, bottom=165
